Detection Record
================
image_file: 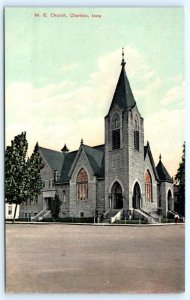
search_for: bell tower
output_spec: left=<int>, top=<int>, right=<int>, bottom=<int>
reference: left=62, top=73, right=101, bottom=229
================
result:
left=104, top=49, right=144, bottom=212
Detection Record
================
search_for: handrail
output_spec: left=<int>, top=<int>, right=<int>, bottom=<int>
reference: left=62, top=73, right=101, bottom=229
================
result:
left=169, top=210, right=184, bottom=219
left=103, top=209, right=110, bottom=218
left=140, top=208, right=159, bottom=223
left=111, top=209, right=123, bottom=224
left=31, top=210, right=49, bottom=221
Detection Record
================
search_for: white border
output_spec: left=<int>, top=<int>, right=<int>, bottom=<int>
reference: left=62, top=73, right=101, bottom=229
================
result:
left=1, top=1, right=189, bottom=300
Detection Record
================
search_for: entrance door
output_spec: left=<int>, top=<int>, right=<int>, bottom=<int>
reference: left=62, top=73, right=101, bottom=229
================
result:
left=115, top=193, right=123, bottom=209
left=111, top=182, right=123, bottom=209
left=133, top=182, right=141, bottom=209
left=45, top=197, right=52, bottom=210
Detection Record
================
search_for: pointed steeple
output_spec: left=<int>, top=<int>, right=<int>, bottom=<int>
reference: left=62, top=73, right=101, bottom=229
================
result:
left=156, top=155, right=173, bottom=183
left=108, top=48, right=136, bottom=114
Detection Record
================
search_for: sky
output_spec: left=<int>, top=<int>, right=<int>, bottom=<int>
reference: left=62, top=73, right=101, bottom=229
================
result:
left=5, top=7, right=184, bottom=177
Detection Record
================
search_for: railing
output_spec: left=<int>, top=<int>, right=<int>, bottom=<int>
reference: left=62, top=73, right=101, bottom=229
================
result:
left=43, top=210, right=51, bottom=219
left=140, top=208, right=159, bottom=223
left=31, top=210, right=50, bottom=221
left=103, top=209, right=110, bottom=218
left=168, top=210, right=185, bottom=222
left=111, top=209, right=123, bottom=224
left=134, top=209, right=155, bottom=223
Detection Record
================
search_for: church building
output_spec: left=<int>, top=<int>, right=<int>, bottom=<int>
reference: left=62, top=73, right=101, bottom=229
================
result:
left=19, top=51, right=174, bottom=223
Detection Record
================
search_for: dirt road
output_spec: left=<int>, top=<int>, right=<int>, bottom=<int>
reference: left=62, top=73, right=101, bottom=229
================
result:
left=5, top=224, right=185, bottom=293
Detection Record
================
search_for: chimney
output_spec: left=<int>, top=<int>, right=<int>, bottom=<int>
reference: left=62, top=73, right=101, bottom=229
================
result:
left=54, top=169, right=58, bottom=182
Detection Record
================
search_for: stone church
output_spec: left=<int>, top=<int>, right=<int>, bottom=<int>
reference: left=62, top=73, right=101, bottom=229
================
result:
left=20, top=51, right=174, bottom=223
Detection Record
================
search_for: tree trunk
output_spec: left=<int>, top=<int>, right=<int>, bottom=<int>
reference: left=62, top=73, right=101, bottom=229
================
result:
left=12, top=203, right=18, bottom=224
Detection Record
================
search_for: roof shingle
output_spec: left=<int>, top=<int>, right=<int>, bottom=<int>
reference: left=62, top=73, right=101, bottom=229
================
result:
left=39, top=146, right=64, bottom=175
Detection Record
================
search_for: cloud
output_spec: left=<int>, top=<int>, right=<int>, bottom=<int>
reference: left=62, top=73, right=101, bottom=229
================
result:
left=5, top=47, right=185, bottom=176
left=161, top=83, right=184, bottom=106
left=5, top=80, right=105, bottom=155
left=59, top=63, right=79, bottom=73
left=145, top=108, right=185, bottom=177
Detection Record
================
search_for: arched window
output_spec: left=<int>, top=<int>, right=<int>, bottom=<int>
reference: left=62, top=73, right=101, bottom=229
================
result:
left=167, top=190, right=172, bottom=211
left=112, top=114, right=121, bottom=149
left=63, top=190, right=66, bottom=202
left=134, top=117, right=139, bottom=151
left=145, top=170, right=153, bottom=202
left=77, top=168, right=88, bottom=201
left=112, top=114, right=120, bottom=129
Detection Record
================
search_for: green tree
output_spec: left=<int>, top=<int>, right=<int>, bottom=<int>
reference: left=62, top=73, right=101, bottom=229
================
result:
left=51, top=193, right=62, bottom=222
left=5, top=132, right=44, bottom=223
left=174, top=142, right=185, bottom=216
left=26, top=143, right=44, bottom=203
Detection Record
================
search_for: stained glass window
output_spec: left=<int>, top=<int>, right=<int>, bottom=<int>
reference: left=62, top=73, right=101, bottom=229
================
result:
left=77, top=168, right=88, bottom=201
left=145, top=170, right=152, bottom=202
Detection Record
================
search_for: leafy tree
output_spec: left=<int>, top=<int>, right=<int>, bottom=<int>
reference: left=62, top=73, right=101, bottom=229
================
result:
left=174, top=142, right=185, bottom=216
left=51, top=193, right=62, bottom=222
left=26, top=143, right=44, bottom=203
left=5, top=132, right=44, bottom=223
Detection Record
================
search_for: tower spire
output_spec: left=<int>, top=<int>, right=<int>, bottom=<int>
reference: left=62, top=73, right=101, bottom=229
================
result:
left=107, top=49, right=136, bottom=114
left=121, top=47, right=126, bottom=67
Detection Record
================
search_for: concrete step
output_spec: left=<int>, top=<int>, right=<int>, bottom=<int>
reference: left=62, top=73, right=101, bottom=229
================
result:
left=134, top=209, right=158, bottom=223
left=102, top=209, right=120, bottom=223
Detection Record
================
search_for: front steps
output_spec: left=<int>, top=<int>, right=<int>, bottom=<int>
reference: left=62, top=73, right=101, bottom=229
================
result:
left=133, top=208, right=160, bottom=223
left=31, top=210, right=51, bottom=221
left=103, top=208, right=160, bottom=224
left=102, top=209, right=123, bottom=224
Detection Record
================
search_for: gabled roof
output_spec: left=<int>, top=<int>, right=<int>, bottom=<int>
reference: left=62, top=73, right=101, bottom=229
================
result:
left=156, top=158, right=173, bottom=183
left=59, top=151, right=78, bottom=183
left=59, top=144, right=105, bottom=183
left=38, top=146, right=64, bottom=174
left=82, top=144, right=105, bottom=177
left=108, top=62, right=136, bottom=114
left=144, top=143, right=159, bottom=181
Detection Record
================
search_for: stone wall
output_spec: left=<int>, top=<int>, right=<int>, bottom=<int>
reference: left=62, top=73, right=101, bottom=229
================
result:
left=96, top=179, right=105, bottom=213
left=105, top=105, right=129, bottom=210
left=69, top=148, right=97, bottom=218
left=143, top=150, right=158, bottom=211
left=57, top=184, right=70, bottom=218
left=105, top=104, right=145, bottom=212
left=160, top=182, right=174, bottom=217
left=127, top=106, right=144, bottom=209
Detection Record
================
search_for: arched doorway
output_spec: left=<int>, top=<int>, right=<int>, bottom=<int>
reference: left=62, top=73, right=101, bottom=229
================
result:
left=111, top=182, right=123, bottom=209
left=133, top=182, right=141, bottom=209
left=167, top=190, right=172, bottom=211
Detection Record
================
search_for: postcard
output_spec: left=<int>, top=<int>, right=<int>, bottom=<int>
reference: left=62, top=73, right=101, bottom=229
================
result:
left=5, top=7, right=185, bottom=293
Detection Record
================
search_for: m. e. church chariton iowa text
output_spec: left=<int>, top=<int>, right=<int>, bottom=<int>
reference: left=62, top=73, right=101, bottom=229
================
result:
left=34, top=12, right=102, bottom=18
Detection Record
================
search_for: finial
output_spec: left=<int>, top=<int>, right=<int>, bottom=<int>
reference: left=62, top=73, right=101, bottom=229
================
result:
left=81, top=138, right=83, bottom=145
left=147, top=141, right=149, bottom=147
left=121, top=47, right=126, bottom=67
left=159, top=154, right=162, bottom=161
left=61, top=143, right=69, bottom=153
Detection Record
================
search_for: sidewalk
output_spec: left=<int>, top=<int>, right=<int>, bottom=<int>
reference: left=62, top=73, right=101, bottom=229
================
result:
left=5, top=220, right=185, bottom=226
